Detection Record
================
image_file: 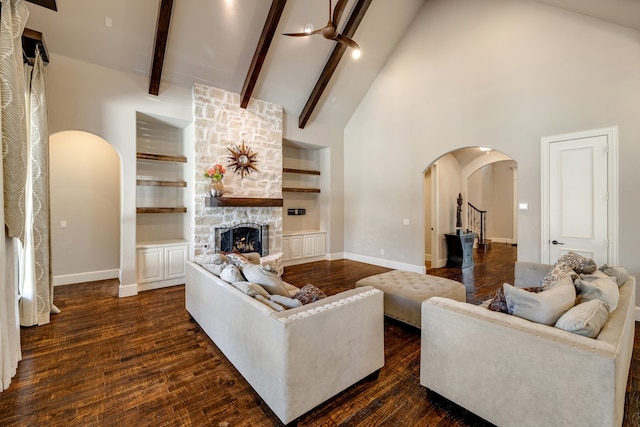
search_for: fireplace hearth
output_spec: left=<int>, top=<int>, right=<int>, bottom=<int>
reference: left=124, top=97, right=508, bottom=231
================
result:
left=215, top=223, right=269, bottom=256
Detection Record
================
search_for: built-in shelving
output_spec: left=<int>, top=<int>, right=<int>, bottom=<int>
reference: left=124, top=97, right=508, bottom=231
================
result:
left=137, top=179, right=187, bottom=187
left=282, top=167, right=321, bottom=193
left=136, top=207, right=187, bottom=214
left=136, top=152, right=187, bottom=163
left=283, top=168, right=320, bottom=175
left=282, top=188, right=321, bottom=193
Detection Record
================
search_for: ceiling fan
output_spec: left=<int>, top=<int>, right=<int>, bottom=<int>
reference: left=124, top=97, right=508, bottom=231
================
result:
left=283, top=0, right=360, bottom=52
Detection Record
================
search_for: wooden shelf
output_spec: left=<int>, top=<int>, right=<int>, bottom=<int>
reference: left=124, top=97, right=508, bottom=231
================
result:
left=205, top=197, right=283, bottom=207
left=137, top=152, right=187, bottom=163
left=137, top=207, right=187, bottom=214
left=282, top=188, right=321, bottom=193
left=283, top=168, right=321, bottom=176
left=137, top=179, right=187, bottom=187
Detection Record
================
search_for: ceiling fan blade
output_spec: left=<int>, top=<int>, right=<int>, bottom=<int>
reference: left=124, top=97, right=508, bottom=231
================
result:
left=336, top=34, right=360, bottom=50
left=283, top=32, right=313, bottom=37
left=332, top=0, right=349, bottom=27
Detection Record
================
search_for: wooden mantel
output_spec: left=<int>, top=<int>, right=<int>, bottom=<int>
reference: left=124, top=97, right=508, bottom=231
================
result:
left=205, top=197, right=283, bottom=208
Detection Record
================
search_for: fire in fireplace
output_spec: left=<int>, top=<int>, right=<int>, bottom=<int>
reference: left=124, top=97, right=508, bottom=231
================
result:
left=215, top=222, right=269, bottom=256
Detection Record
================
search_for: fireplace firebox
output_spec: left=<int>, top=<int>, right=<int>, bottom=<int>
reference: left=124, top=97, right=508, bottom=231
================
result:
left=215, top=223, right=269, bottom=256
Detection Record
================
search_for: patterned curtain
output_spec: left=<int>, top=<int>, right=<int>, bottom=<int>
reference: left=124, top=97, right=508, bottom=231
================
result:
left=20, top=46, right=56, bottom=326
left=0, top=0, right=28, bottom=392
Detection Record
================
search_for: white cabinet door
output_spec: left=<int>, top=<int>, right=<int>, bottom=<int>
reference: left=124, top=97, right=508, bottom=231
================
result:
left=282, top=236, right=291, bottom=261
left=137, top=247, right=164, bottom=283
left=165, top=245, right=187, bottom=280
left=303, top=234, right=315, bottom=258
left=290, top=235, right=303, bottom=260
left=314, top=233, right=326, bottom=256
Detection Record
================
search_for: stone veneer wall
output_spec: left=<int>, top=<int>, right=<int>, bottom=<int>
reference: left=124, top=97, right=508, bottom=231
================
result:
left=192, top=83, right=283, bottom=256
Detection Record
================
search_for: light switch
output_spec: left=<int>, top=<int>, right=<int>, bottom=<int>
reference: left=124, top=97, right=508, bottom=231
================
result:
left=403, top=219, right=410, bottom=226
left=60, top=220, right=68, bottom=229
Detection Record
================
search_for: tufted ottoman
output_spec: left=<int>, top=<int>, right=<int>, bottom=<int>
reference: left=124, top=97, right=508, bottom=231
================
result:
left=355, top=270, right=466, bottom=328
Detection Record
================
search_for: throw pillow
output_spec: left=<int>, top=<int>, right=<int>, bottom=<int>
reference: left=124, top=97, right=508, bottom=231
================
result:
left=599, top=264, right=630, bottom=286
left=487, top=286, right=544, bottom=313
left=270, top=294, right=303, bottom=309
left=226, top=252, right=253, bottom=267
left=231, top=281, right=270, bottom=298
left=200, top=262, right=227, bottom=277
left=254, top=294, right=285, bottom=312
left=503, top=275, right=576, bottom=325
left=541, top=263, right=578, bottom=288
left=555, top=299, right=610, bottom=338
left=293, top=284, right=327, bottom=305
left=220, top=265, right=245, bottom=283
left=574, top=276, right=619, bottom=312
left=556, top=252, right=597, bottom=274
left=240, top=264, right=290, bottom=297
left=194, top=253, right=228, bottom=265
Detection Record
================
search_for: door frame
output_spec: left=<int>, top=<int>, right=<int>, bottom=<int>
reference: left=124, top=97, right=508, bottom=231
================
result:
left=541, top=126, right=619, bottom=265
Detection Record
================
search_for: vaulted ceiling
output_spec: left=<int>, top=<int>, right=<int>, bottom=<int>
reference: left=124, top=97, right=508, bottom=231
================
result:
left=24, top=0, right=640, bottom=130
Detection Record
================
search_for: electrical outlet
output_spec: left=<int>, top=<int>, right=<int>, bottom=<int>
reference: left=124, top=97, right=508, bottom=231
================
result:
left=60, top=220, right=67, bottom=229
left=403, top=219, right=410, bottom=226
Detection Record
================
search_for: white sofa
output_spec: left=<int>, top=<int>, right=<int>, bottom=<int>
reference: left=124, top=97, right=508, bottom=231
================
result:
left=185, top=261, right=385, bottom=425
left=420, top=261, right=636, bottom=427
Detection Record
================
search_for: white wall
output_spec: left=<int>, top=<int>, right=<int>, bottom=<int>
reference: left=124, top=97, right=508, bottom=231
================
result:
left=44, top=53, right=346, bottom=295
left=345, top=0, right=640, bottom=307
left=50, top=132, right=120, bottom=284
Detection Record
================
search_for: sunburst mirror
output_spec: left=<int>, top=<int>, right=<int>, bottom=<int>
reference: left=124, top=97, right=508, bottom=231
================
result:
left=227, top=141, right=259, bottom=178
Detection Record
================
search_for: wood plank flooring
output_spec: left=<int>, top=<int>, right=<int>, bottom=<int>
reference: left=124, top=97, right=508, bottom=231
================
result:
left=0, top=244, right=638, bottom=426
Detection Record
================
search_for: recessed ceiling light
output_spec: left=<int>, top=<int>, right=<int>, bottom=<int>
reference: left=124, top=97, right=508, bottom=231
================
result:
left=352, top=49, right=361, bottom=59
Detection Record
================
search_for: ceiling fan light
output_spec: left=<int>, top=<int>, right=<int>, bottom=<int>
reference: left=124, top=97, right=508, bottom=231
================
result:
left=303, top=23, right=314, bottom=34
left=352, top=48, right=361, bottom=59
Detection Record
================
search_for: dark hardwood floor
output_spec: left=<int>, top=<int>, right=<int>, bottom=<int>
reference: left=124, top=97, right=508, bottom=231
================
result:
left=0, top=244, right=638, bottom=426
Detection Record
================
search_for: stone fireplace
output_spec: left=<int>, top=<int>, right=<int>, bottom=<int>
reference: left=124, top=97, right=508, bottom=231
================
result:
left=192, top=83, right=283, bottom=257
left=215, top=222, right=269, bottom=256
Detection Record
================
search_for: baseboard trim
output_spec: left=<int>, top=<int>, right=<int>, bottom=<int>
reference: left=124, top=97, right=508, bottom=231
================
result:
left=119, top=283, right=138, bottom=298
left=635, top=306, right=640, bottom=322
left=488, top=237, right=517, bottom=245
left=344, top=252, right=425, bottom=274
left=53, top=269, right=120, bottom=286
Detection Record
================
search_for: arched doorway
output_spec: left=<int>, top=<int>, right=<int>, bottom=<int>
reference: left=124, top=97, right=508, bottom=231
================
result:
left=50, top=131, right=121, bottom=285
left=424, top=147, right=517, bottom=268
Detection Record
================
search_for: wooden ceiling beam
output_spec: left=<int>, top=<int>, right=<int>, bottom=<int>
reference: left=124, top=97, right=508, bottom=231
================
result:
left=298, top=0, right=372, bottom=129
left=149, top=0, right=174, bottom=96
left=25, top=0, right=57, bottom=11
left=240, top=0, right=287, bottom=109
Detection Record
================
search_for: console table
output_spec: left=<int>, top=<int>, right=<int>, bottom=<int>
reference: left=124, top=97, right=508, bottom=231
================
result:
left=445, top=232, right=476, bottom=269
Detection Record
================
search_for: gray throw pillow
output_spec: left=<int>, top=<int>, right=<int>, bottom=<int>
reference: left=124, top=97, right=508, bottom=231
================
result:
left=574, top=274, right=619, bottom=312
left=254, top=294, right=285, bottom=312
left=201, top=262, right=227, bottom=277
left=599, top=264, right=630, bottom=286
left=231, top=281, right=270, bottom=298
left=504, top=275, right=576, bottom=325
left=220, top=265, right=245, bottom=283
left=194, top=253, right=228, bottom=265
left=555, top=299, right=610, bottom=338
left=240, top=264, right=290, bottom=297
left=270, top=294, right=303, bottom=309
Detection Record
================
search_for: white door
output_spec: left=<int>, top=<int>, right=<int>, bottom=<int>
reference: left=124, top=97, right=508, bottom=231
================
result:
left=542, top=127, right=618, bottom=266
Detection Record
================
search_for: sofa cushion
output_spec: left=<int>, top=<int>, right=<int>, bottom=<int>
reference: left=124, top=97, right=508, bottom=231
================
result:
left=599, top=264, right=630, bottom=286
left=574, top=274, right=619, bottom=312
left=557, top=251, right=597, bottom=274
left=270, top=294, right=303, bottom=309
left=293, top=284, right=327, bottom=305
left=240, top=264, right=290, bottom=297
left=220, top=264, right=245, bottom=283
left=504, top=275, right=576, bottom=325
left=554, top=299, right=610, bottom=338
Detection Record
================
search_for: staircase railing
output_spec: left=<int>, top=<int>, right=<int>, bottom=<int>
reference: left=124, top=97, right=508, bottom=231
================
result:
left=467, top=202, right=487, bottom=245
